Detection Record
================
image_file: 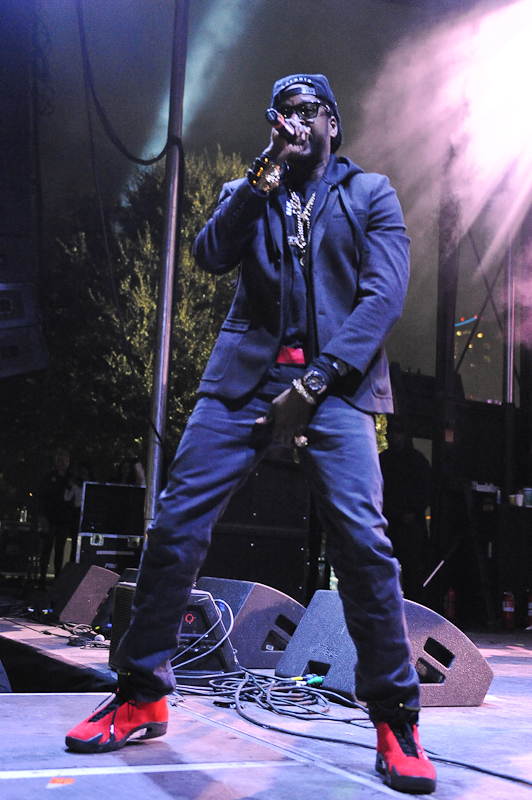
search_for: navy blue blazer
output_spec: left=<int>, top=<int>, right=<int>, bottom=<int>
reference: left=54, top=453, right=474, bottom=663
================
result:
left=193, top=155, right=409, bottom=413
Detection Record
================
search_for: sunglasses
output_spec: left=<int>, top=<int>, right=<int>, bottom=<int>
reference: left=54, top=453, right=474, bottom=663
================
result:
left=277, top=101, right=331, bottom=121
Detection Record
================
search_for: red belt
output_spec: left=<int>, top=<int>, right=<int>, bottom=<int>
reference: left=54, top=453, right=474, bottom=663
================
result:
left=277, top=346, right=306, bottom=365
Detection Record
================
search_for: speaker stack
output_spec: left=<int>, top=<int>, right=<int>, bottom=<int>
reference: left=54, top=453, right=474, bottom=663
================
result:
left=199, top=454, right=311, bottom=603
left=0, top=1, right=46, bottom=377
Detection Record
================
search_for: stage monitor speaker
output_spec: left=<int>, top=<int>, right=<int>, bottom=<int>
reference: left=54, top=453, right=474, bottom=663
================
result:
left=108, top=580, right=136, bottom=670
left=96, top=568, right=139, bottom=642
left=196, top=577, right=306, bottom=669
left=108, top=582, right=239, bottom=679
left=275, top=590, right=494, bottom=707
left=48, top=563, right=120, bottom=626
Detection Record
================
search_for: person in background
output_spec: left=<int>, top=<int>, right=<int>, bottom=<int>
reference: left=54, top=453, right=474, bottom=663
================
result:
left=38, top=448, right=75, bottom=585
left=380, top=417, right=432, bottom=603
left=64, top=461, right=94, bottom=554
left=113, top=449, right=146, bottom=487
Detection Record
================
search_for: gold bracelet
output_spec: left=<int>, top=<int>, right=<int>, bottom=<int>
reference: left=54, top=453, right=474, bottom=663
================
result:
left=292, top=378, right=316, bottom=405
left=247, top=156, right=281, bottom=194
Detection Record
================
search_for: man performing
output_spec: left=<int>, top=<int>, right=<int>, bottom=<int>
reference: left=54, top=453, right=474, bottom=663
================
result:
left=66, top=73, right=436, bottom=794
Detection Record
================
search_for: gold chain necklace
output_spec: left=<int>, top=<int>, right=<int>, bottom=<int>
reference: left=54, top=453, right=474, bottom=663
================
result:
left=289, top=190, right=316, bottom=265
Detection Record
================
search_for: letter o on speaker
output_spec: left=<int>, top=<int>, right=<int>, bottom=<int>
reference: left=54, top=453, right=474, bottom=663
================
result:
left=196, top=577, right=306, bottom=669
left=275, top=590, right=494, bottom=707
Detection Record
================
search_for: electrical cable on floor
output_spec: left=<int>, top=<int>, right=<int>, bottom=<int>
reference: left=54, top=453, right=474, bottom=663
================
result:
left=3, top=592, right=530, bottom=788
left=173, top=669, right=369, bottom=727
left=64, top=623, right=109, bottom=648
left=233, top=676, right=532, bottom=789
left=0, top=614, right=71, bottom=638
left=171, top=663, right=532, bottom=790
left=0, top=600, right=30, bottom=617
left=423, top=753, right=532, bottom=789
left=0, top=613, right=108, bottom=648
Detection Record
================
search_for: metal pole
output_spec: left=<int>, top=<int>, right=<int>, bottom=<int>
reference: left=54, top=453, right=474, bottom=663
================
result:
left=431, top=145, right=461, bottom=556
left=503, top=238, right=516, bottom=502
left=144, top=0, right=189, bottom=532
left=505, top=238, right=515, bottom=404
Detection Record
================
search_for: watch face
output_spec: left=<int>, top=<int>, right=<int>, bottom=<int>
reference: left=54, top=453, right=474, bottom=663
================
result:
left=304, top=370, right=326, bottom=392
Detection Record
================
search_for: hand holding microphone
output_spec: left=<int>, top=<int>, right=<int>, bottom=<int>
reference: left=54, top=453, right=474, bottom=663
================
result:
left=259, top=107, right=310, bottom=170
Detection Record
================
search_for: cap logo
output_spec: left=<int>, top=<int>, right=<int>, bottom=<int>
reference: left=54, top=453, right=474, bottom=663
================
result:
left=279, top=75, right=315, bottom=91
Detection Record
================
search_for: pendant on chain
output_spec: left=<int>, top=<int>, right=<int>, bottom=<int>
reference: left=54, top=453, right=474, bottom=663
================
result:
left=289, top=190, right=316, bottom=265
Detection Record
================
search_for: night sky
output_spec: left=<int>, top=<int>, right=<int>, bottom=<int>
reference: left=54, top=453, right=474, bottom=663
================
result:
left=37, top=0, right=519, bottom=398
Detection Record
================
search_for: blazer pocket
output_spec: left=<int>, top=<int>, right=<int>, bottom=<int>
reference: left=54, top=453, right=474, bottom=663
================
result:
left=220, top=318, right=250, bottom=333
left=202, top=319, right=250, bottom=381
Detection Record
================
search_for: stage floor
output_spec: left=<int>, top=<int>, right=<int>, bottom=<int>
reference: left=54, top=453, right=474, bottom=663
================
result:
left=0, top=620, right=532, bottom=799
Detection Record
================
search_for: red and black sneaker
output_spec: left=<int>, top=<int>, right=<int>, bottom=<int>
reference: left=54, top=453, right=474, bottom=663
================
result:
left=65, top=692, right=168, bottom=753
left=376, top=721, right=436, bottom=794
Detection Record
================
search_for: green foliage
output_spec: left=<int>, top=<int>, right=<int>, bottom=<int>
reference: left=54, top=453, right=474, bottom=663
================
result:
left=375, top=413, right=388, bottom=453
left=0, top=148, right=246, bottom=504
left=0, top=149, right=390, bottom=510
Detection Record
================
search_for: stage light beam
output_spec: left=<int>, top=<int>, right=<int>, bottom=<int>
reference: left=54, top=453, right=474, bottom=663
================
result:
left=147, top=0, right=265, bottom=156
left=352, top=0, right=532, bottom=276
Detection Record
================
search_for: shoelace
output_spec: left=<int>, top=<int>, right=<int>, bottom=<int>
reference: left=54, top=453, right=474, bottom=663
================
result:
left=89, top=694, right=128, bottom=722
left=390, top=723, right=419, bottom=758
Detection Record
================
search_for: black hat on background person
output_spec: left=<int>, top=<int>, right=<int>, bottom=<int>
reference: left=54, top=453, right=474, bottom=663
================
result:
left=385, top=416, right=412, bottom=449
left=271, top=73, right=343, bottom=152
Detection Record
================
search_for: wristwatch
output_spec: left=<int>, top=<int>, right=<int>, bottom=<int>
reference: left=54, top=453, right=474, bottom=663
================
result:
left=302, top=369, right=328, bottom=396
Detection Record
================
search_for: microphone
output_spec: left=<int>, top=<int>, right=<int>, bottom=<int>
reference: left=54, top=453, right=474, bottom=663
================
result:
left=265, top=108, right=297, bottom=143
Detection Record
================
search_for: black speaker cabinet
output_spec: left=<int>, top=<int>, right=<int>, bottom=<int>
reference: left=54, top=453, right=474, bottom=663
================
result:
left=76, top=532, right=143, bottom=575
left=199, top=454, right=311, bottom=603
left=0, top=324, right=46, bottom=378
left=0, top=521, right=39, bottom=575
left=108, top=583, right=239, bottom=678
left=48, top=563, right=120, bottom=625
left=196, top=577, right=306, bottom=668
left=275, top=590, right=493, bottom=707
left=79, top=482, right=145, bottom=537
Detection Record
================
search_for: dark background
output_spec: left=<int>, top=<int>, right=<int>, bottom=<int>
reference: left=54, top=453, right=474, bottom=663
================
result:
left=36, top=0, right=520, bottom=394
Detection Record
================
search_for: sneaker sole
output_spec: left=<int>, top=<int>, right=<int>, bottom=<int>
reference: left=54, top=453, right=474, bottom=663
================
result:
left=66, top=721, right=168, bottom=754
left=376, top=753, right=436, bottom=794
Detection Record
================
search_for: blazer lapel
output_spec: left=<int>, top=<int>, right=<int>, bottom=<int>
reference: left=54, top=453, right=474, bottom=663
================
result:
left=268, top=187, right=293, bottom=325
left=269, top=187, right=288, bottom=265
left=309, top=180, right=336, bottom=263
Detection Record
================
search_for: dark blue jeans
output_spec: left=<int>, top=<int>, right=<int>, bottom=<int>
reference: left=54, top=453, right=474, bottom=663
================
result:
left=115, top=393, right=419, bottom=717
